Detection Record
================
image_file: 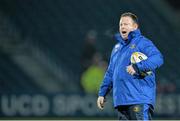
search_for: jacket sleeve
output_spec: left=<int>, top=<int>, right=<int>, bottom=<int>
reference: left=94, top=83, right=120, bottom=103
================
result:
left=98, top=50, right=114, bottom=97
left=135, top=40, right=164, bottom=72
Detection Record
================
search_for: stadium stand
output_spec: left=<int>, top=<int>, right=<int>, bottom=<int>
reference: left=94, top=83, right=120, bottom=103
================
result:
left=0, top=0, right=179, bottom=93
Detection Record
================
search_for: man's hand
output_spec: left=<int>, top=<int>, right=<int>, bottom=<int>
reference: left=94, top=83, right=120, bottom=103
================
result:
left=97, top=96, right=105, bottom=110
left=126, top=64, right=136, bottom=75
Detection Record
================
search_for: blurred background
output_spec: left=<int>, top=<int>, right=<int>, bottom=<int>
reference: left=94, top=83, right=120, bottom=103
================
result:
left=0, top=0, right=179, bottom=119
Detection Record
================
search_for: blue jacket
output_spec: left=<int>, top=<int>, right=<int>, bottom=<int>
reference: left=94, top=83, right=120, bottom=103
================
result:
left=98, top=29, right=164, bottom=108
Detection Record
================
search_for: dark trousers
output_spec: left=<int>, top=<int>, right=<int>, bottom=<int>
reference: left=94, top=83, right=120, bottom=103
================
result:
left=117, top=104, right=153, bottom=120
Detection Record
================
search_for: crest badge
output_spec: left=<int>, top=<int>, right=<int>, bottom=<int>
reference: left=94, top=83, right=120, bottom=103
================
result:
left=133, top=106, right=141, bottom=112
left=130, top=44, right=136, bottom=49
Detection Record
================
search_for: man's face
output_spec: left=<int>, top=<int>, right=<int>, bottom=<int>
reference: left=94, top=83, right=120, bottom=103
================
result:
left=119, top=16, right=138, bottom=40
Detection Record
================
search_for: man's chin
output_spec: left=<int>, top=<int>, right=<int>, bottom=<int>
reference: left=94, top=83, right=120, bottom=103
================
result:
left=122, top=36, right=128, bottom=40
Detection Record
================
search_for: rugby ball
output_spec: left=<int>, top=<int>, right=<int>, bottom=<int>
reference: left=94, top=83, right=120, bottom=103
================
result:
left=130, top=52, right=152, bottom=76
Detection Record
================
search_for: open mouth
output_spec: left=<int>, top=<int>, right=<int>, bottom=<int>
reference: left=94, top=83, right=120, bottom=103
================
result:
left=122, top=31, right=127, bottom=34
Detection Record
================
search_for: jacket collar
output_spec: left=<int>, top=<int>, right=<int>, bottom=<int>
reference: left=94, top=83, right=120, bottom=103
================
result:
left=114, top=29, right=141, bottom=45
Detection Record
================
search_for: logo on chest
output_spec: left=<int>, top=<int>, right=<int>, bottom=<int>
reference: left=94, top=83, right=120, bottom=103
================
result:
left=129, top=44, right=136, bottom=49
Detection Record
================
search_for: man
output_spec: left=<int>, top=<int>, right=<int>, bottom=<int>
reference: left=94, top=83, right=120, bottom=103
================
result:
left=97, top=12, right=164, bottom=120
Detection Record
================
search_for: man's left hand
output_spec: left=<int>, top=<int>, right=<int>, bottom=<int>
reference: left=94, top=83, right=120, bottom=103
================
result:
left=126, top=65, right=136, bottom=75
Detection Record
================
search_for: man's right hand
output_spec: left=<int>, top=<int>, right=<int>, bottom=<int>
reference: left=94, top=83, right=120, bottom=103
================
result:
left=97, top=96, right=105, bottom=110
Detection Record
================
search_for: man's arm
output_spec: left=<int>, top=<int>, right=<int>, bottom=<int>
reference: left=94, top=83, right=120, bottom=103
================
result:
left=97, top=62, right=113, bottom=109
left=134, top=40, right=164, bottom=73
left=98, top=64, right=113, bottom=96
left=97, top=48, right=114, bottom=109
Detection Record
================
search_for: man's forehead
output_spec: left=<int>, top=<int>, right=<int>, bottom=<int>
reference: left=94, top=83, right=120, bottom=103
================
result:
left=119, top=16, right=134, bottom=23
left=120, top=16, right=133, bottom=21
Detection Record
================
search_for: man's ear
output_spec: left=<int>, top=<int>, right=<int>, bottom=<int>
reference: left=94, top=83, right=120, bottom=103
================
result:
left=134, top=23, right=138, bottom=29
left=132, top=23, right=138, bottom=31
